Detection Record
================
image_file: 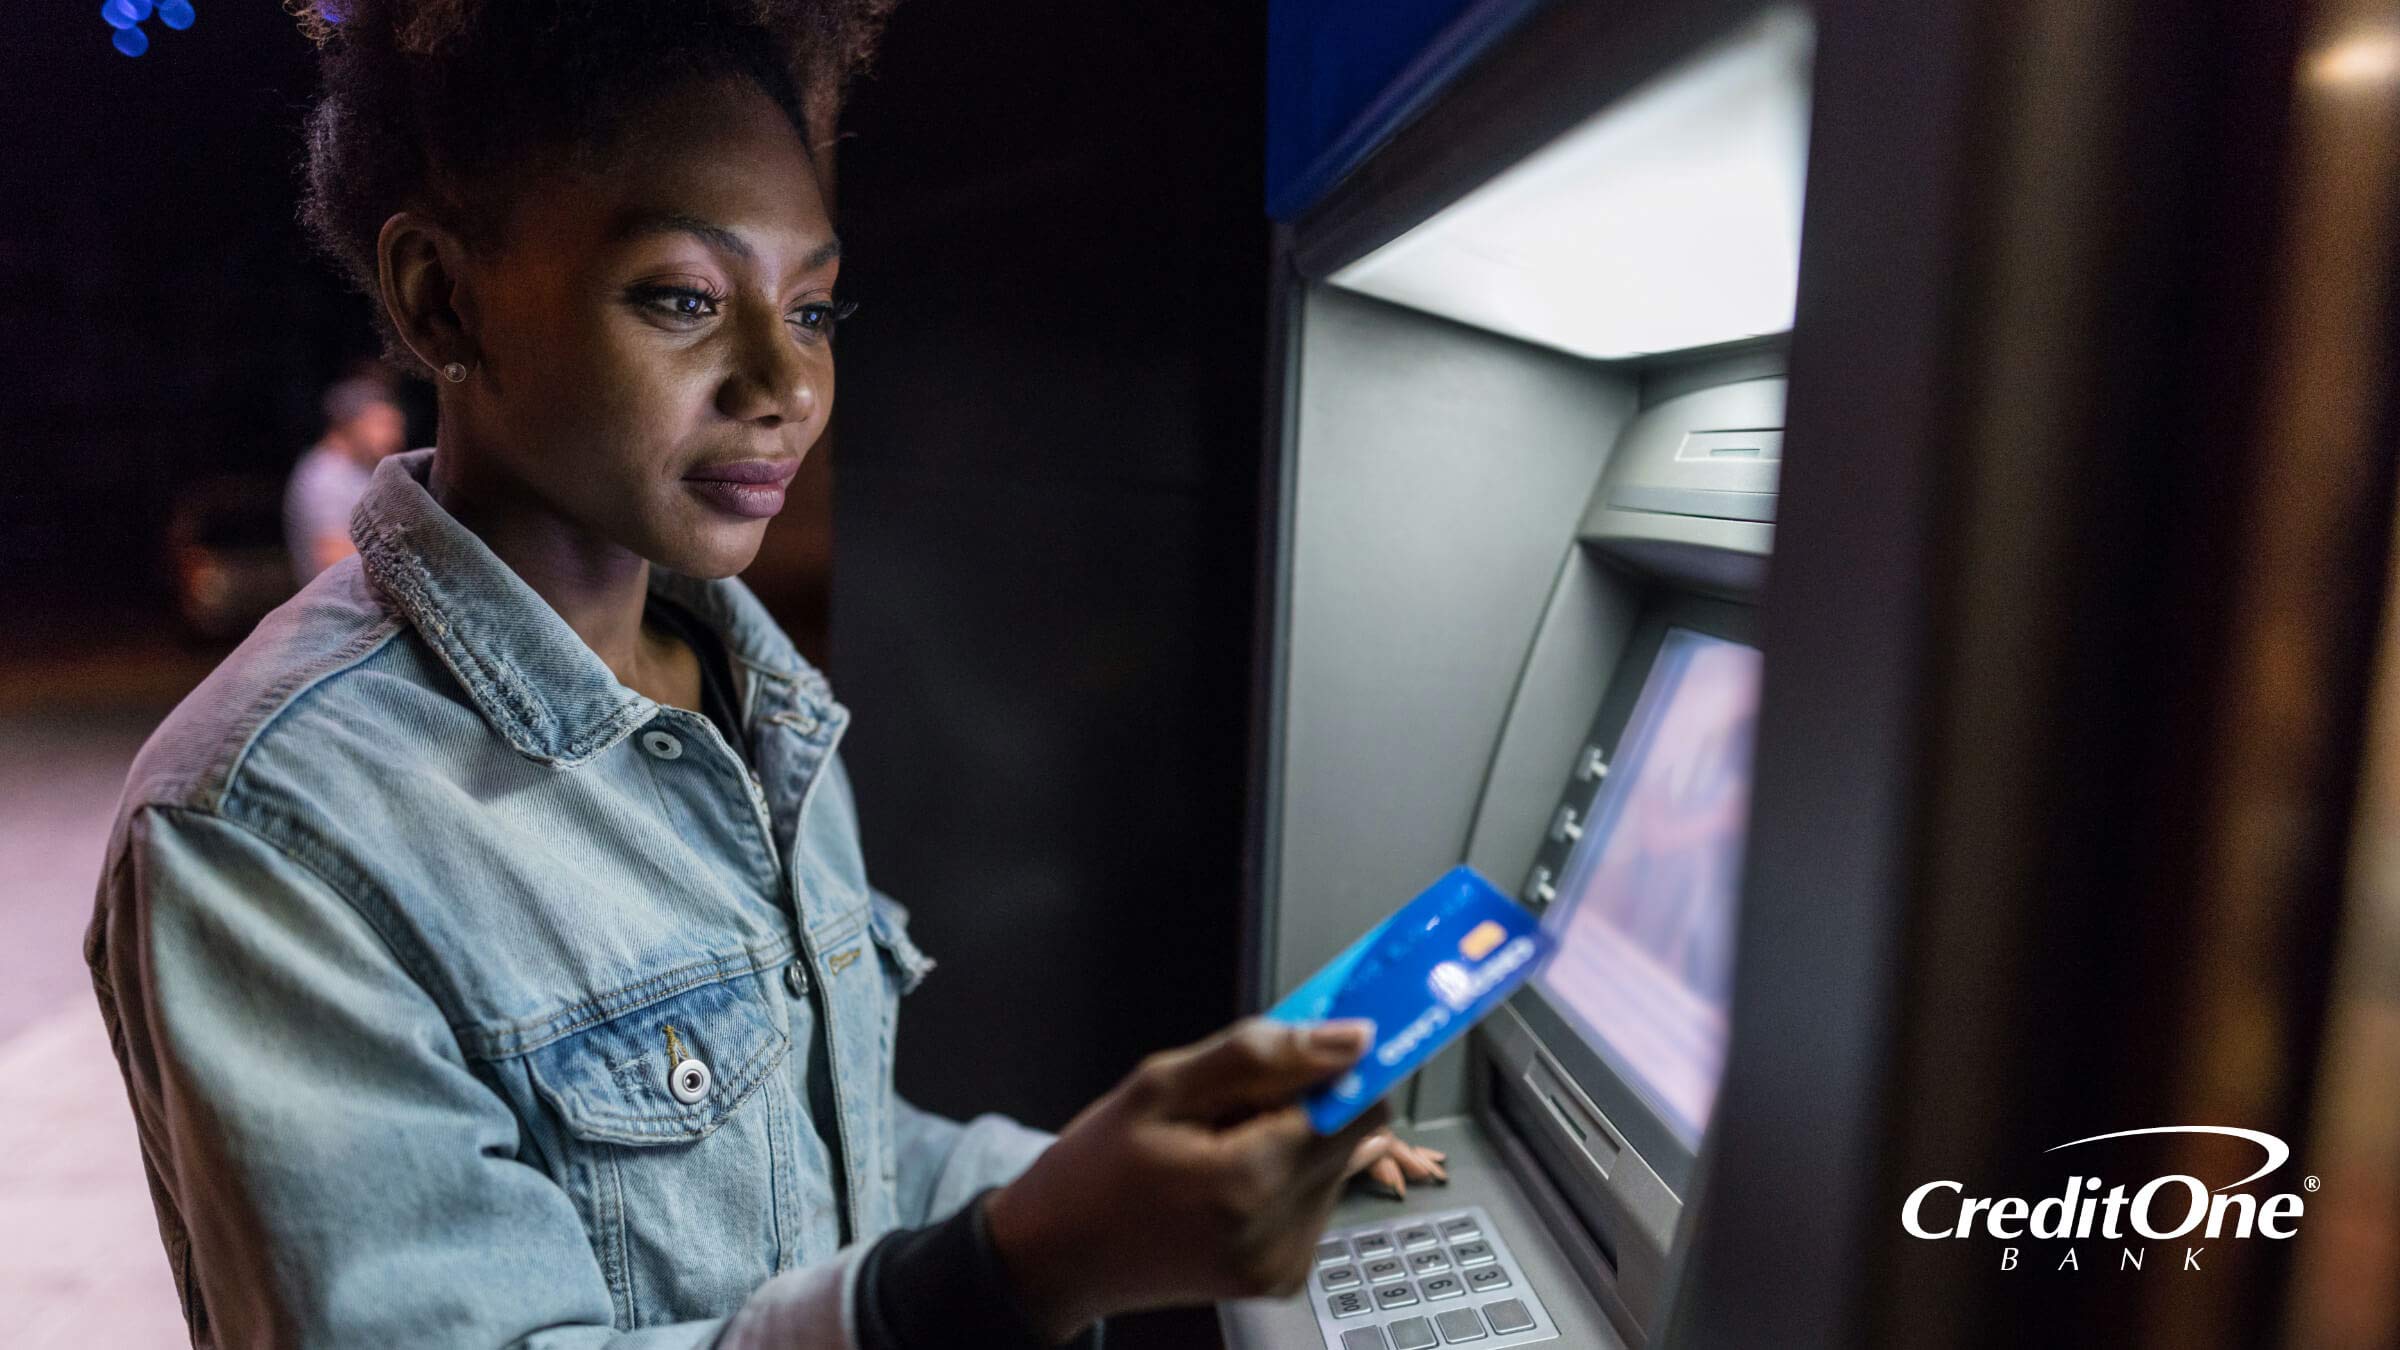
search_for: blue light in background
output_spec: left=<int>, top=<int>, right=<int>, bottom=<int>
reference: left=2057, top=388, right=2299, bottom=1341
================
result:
left=101, top=0, right=190, bottom=56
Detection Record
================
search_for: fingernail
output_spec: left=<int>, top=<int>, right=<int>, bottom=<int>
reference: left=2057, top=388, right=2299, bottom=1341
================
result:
left=1308, top=1019, right=1375, bottom=1053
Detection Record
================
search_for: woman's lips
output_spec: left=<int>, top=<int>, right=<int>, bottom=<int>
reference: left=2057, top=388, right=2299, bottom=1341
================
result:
left=683, top=458, right=800, bottom=520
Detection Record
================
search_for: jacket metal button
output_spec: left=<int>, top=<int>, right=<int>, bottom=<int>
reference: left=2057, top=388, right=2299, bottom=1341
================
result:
left=640, top=729, right=683, bottom=761
left=784, top=962, right=810, bottom=998
left=669, top=1056, right=712, bottom=1104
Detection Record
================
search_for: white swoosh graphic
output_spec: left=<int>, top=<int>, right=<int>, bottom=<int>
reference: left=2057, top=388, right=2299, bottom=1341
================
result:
left=2044, top=1126, right=2289, bottom=1192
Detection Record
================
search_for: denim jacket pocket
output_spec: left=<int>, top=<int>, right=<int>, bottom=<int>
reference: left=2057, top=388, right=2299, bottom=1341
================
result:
left=522, top=971, right=793, bottom=1328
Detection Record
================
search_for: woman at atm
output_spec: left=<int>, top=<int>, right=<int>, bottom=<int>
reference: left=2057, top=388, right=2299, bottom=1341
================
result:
left=82, top=2, right=1445, bottom=1346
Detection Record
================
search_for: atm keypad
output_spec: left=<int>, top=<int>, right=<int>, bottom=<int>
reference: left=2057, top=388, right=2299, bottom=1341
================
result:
left=1303, top=1206, right=1558, bottom=1350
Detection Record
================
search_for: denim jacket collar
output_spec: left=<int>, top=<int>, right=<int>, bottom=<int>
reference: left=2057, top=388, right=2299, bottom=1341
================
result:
left=351, top=447, right=830, bottom=767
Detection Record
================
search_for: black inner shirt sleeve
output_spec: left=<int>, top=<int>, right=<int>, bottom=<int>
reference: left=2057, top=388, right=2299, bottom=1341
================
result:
left=854, top=1188, right=1103, bottom=1350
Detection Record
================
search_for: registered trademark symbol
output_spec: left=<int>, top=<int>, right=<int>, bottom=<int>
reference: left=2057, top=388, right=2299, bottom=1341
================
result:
left=2305, top=1175, right=2321, bottom=1192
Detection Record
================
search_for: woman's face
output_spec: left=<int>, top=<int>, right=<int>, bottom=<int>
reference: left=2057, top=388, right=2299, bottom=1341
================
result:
left=442, top=77, right=840, bottom=579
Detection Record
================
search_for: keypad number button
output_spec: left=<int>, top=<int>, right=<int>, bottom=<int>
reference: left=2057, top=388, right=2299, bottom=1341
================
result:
left=1409, top=1249, right=1452, bottom=1275
left=1320, top=1264, right=1362, bottom=1292
left=1420, top=1273, right=1466, bottom=1301
left=1353, top=1233, right=1397, bottom=1260
left=1463, top=1265, right=1513, bottom=1293
left=1363, top=1257, right=1408, bottom=1284
left=1327, top=1290, right=1372, bottom=1319
left=1397, top=1224, right=1439, bottom=1250
left=1450, top=1239, right=1497, bottom=1267
left=1437, top=1216, right=1482, bottom=1241
left=1374, top=1281, right=1423, bottom=1310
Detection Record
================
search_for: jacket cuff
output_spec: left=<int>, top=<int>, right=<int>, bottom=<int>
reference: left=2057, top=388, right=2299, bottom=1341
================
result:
left=714, top=1243, right=864, bottom=1350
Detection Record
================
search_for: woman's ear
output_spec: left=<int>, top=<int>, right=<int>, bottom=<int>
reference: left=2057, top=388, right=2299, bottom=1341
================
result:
left=377, top=211, right=478, bottom=375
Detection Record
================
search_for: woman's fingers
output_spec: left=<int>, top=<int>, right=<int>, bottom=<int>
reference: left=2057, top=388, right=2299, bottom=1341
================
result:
left=1345, top=1127, right=1393, bottom=1178
left=1345, top=1131, right=1450, bottom=1194
left=1383, top=1140, right=1446, bottom=1183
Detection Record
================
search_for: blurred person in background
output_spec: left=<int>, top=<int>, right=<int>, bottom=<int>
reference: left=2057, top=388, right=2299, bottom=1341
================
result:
left=84, top=3, right=1442, bottom=1348
left=281, top=373, right=405, bottom=585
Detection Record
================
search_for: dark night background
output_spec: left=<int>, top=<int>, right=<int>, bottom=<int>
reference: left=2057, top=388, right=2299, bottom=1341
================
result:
left=1, top=4, right=385, bottom=624
left=0, top=4, right=1265, bottom=1345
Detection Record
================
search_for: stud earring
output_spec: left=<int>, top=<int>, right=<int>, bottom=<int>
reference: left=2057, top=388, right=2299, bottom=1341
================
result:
left=441, top=361, right=468, bottom=384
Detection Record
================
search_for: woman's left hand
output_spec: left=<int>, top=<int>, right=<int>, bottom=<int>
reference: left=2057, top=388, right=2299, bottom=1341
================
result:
left=1345, top=1128, right=1449, bottom=1198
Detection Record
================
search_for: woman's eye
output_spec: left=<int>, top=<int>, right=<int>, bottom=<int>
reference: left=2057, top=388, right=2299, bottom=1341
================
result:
left=788, top=299, right=857, bottom=340
left=633, top=287, right=722, bottom=321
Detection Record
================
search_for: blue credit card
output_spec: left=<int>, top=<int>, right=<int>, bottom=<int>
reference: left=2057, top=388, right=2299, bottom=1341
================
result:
left=1265, top=866, right=1554, bottom=1133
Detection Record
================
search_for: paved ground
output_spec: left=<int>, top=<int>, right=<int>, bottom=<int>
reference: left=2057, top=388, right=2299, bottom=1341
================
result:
left=0, top=1004, right=189, bottom=1346
left=0, top=640, right=214, bottom=1347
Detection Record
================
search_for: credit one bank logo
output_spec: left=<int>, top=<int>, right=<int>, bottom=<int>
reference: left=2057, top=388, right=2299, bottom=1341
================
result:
left=1901, top=1127, right=2309, bottom=1271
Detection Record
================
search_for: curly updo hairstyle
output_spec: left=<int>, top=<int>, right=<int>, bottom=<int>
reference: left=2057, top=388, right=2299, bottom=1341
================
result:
left=288, top=0, right=894, bottom=369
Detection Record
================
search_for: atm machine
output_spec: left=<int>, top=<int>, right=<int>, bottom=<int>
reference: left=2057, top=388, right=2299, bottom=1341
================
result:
left=1224, top=6, right=1811, bottom=1348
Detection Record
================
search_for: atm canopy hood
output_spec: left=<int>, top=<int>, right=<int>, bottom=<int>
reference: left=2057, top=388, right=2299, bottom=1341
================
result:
left=1328, top=9, right=1814, bottom=361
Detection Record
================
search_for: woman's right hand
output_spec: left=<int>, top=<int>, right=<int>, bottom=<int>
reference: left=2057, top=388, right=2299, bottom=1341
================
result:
left=983, top=1017, right=1389, bottom=1343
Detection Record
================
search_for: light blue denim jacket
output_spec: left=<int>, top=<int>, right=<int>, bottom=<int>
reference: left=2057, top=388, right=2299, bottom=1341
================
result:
left=86, top=448, right=1051, bottom=1347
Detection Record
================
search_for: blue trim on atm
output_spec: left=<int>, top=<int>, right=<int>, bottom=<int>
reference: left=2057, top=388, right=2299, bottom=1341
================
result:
left=1266, top=0, right=1550, bottom=221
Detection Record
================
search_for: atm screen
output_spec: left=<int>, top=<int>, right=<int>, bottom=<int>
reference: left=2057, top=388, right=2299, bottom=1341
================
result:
left=1536, top=628, right=1763, bottom=1146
